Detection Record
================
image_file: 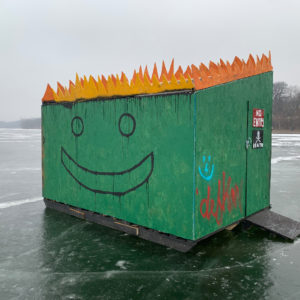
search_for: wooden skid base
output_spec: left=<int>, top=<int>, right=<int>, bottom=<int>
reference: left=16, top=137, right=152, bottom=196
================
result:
left=44, top=199, right=299, bottom=251
left=44, top=198, right=198, bottom=252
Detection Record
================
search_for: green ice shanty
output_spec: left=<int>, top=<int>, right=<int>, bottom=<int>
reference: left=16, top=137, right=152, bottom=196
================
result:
left=42, top=53, right=299, bottom=252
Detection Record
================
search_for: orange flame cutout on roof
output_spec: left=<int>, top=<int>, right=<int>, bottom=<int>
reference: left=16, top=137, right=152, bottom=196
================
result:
left=42, top=52, right=272, bottom=102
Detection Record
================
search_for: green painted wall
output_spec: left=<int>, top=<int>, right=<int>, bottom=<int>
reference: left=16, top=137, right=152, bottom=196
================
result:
left=194, top=72, right=273, bottom=239
left=42, top=93, right=195, bottom=240
left=42, top=72, right=273, bottom=241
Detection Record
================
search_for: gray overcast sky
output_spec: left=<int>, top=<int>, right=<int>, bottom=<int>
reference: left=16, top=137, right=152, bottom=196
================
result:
left=0, top=0, right=299, bottom=121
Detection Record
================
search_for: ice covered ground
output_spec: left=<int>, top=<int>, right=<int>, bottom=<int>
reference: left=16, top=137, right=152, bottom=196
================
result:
left=0, top=129, right=299, bottom=299
left=272, top=134, right=300, bottom=164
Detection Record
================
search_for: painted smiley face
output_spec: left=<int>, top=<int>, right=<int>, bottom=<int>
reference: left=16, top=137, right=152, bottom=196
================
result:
left=198, top=155, right=214, bottom=181
left=61, top=113, right=154, bottom=196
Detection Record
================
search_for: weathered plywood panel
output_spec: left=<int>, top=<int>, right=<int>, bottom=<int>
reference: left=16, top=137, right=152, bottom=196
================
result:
left=42, top=93, right=195, bottom=239
left=194, top=72, right=273, bottom=239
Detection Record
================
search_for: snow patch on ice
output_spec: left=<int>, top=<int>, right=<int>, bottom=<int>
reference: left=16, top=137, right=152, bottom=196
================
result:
left=104, top=270, right=121, bottom=278
left=0, top=167, right=41, bottom=172
left=115, top=260, right=128, bottom=270
left=271, top=155, right=300, bottom=164
left=0, top=197, right=42, bottom=209
left=272, top=134, right=300, bottom=147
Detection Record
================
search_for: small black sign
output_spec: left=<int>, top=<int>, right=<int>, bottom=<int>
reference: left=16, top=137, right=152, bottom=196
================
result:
left=252, top=130, right=264, bottom=149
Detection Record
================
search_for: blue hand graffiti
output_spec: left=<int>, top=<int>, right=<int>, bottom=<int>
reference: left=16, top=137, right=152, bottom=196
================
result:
left=198, top=155, right=214, bottom=181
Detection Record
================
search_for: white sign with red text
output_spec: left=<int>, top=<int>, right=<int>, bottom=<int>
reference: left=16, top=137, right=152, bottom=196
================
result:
left=253, top=108, right=264, bottom=128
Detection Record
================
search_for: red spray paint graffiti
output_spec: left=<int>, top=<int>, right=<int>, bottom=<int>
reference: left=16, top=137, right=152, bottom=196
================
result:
left=199, top=172, right=243, bottom=226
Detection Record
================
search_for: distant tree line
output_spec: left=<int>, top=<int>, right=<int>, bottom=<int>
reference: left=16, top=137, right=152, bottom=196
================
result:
left=20, top=118, right=41, bottom=129
left=1, top=83, right=300, bottom=131
left=273, top=82, right=300, bottom=131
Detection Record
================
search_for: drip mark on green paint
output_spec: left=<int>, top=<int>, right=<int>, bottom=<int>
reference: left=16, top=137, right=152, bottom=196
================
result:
left=146, top=180, right=150, bottom=207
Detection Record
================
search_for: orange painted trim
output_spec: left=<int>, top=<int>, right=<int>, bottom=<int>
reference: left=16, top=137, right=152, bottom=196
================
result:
left=42, top=84, right=56, bottom=102
left=42, top=52, right=272, bottom=102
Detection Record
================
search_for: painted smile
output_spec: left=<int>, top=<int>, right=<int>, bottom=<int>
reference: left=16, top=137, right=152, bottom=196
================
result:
left=61, top=147, right=154, bottom=196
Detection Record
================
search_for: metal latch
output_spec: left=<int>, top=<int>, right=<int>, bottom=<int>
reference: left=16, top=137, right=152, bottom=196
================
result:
left=245, top=138, right=251, bottom=150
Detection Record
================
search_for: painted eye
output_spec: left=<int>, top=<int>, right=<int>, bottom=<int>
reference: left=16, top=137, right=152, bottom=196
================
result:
left=71, top=116, right=84, bottom=137
left=118, top=113, right=136, bottom=137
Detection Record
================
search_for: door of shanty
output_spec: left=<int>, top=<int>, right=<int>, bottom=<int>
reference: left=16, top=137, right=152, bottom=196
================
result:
left=246, top=88, right=272, bottom=216
left=194, top=80, right=249, bottom=239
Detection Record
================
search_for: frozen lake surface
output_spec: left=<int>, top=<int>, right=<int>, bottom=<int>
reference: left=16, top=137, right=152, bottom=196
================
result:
left=0, top=129, right=300, bottom=299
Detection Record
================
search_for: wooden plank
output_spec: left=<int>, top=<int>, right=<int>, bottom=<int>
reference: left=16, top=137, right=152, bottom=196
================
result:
left=246, top=209, right=300, bottom=240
